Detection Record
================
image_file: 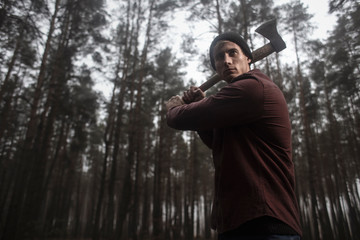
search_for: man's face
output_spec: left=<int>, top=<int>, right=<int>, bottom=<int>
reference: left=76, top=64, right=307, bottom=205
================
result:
left=213, top=40, right=251, bottom=83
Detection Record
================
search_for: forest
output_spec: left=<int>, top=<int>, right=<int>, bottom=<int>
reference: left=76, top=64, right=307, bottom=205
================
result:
left=0, top=0, right=359, bottom=239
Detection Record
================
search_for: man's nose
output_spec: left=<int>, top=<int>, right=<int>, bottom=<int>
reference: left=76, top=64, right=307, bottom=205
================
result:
left=224, top=53, right=232, bottom=65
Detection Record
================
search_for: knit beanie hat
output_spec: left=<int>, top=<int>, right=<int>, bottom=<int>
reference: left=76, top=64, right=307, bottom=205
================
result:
left=209, top=32, right=253, bottom=70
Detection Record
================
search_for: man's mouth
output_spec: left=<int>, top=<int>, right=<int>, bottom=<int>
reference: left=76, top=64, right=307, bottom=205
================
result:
left=224, top=68, right=236, bottom=75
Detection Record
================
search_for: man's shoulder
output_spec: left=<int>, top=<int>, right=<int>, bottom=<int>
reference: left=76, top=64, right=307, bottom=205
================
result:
left=244, top=69, right=270, bottom=80
left=231, top=69, right=270, bottom=83
left=220, top=71, right=264, bottom=97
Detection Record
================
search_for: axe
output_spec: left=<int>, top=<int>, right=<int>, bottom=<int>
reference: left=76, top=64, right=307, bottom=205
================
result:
left=197, top=19, right=286, bottom=92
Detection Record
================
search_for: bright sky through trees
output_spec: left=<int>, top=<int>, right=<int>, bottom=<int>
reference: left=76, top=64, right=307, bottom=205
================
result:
left=100, top=0, right=337, bottom=97
left=166, top=0, right=337, bottom=87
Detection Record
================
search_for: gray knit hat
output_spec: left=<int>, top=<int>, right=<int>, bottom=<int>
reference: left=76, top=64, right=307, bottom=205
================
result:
left=209, top=32, right=253, bottom=70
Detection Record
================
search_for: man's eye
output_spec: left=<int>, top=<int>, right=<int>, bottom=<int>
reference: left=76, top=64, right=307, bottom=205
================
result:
left=229, top=50, right=237, bottom=56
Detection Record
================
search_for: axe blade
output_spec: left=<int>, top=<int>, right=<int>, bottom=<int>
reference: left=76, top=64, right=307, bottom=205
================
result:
left=255, top=18, right=286, bottom=52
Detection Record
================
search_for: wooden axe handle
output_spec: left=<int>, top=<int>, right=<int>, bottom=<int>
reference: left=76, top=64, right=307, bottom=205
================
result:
left=199, top=74, right=222, bottom=91
left=199, top=42, right=275, bottom=92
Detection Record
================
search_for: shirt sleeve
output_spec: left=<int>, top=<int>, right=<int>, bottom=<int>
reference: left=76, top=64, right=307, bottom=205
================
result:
left=166, top=77, right=264, bottom=131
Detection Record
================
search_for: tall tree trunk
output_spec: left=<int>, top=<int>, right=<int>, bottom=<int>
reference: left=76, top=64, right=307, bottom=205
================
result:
left=116, top=0, right=156, bottom=238
left=0, top=75, right=18, bottom=145
left=164, top=156, right=172, bottom=239
left=140, top=130, right=151, bottom=239
left=274, top=54, right=285, bottom=91
left=23, top=0, right=74, bottom=235
left=153, top=116, right=164, bottom=239
left=313, top=124, right=335, bottom=240
left=322, top=69, right=348, bottom=240
left=126, top=17, right=145, bottom=239
left=92, top=142, right=109, bottom=240
left=239, top=0, right=249, bottom=40
left=0, top=10, right=27, bottom=105
left=104, top=1, right=133, bottom=237
left=294, top=27, right=320, bottom=239
left=1, top=1, right=61, bottom=239
left=215, top=0, right=223, bottom=33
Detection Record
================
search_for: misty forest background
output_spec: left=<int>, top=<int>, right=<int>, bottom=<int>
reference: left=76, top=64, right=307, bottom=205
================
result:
left=0, top=0, right=359, bottom=239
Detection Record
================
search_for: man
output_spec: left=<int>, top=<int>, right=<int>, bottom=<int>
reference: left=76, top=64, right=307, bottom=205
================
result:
left=166, top=32, right=302, bottom=240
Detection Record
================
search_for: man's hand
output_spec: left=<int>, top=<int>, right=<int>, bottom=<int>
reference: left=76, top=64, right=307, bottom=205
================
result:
left=182, top=86, right=205, bottom=104
left=165, top=95, right=184, bottom=111
left=166, top=87, right=205, bottom=111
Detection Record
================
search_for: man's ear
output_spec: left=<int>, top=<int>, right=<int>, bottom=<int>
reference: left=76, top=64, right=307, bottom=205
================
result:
left=247, top=57, right=251, bottom=64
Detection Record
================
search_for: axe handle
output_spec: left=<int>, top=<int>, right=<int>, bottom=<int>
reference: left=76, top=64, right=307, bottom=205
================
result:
left=251, top=42, right=275, bottom=63
left=199, top=42, right=275, bottom=92
left=199, top=74, right=222, bottom=91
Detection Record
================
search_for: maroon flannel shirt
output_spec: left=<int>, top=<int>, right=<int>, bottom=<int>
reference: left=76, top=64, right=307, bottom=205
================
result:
left=167, top=69, right=302, bottom=235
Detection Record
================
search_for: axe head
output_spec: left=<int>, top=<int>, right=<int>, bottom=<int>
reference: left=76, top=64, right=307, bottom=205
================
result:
left=255, top=19, right=286, bottom=53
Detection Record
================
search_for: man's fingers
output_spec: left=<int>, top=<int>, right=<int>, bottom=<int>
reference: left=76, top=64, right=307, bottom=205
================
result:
left=182, top=86, right=205, bottom=104
left=183, top=91, right=192, bottom=103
